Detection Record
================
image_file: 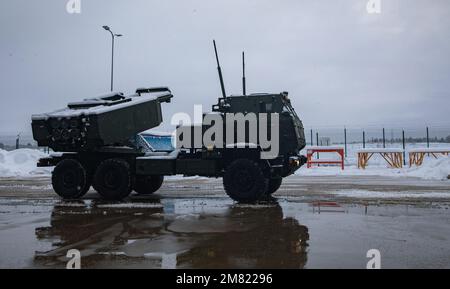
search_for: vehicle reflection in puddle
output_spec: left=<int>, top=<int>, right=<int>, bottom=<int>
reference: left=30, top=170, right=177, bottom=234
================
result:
left=34, top=198, right=309, bottom=269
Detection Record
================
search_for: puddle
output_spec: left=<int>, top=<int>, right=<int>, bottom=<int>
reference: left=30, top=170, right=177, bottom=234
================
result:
left=0, top=196, right=449, bottom=268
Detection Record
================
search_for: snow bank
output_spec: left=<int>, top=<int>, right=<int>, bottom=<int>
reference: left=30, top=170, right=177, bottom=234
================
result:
left=296, top=155, right=450, bottom=180
left=325, top=190, right=450, bottom=199
left=0, top=149, right=51, bottom=177
left=0, top=144, right=448, bottom=181
left=405, top=157, right=450, bottom=180
left=297, top=142, right=450, bottom=180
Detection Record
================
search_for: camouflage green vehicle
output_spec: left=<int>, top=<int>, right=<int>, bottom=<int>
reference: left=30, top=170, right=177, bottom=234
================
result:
left=32, top=42, right=306, bottom=203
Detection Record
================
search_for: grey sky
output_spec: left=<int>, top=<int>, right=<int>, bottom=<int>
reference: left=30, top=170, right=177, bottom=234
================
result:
left=1, top=0, right=449, bottom=136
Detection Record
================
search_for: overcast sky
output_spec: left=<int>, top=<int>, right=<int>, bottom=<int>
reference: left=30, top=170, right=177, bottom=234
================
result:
left=1, top=0, right=449, bottom=136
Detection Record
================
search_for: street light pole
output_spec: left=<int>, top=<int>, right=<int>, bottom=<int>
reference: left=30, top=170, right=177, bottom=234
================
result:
left=110, top=32, right=114, bottom=92
left=102, top=26, right=122, bottom=92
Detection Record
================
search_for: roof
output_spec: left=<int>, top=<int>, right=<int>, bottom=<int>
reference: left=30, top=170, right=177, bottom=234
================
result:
left=31, top=91, right=169, bottom=121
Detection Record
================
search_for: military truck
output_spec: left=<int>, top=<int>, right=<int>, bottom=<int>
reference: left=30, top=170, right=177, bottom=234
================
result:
left=32, top=42, right=306, bottom=203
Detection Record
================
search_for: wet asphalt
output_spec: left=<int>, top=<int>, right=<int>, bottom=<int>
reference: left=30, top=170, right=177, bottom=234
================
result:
left=0, top=175, right=449, bottom=269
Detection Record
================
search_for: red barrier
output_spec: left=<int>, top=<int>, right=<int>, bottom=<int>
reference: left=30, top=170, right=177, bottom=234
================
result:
left=306, top=146, right=345, bottom=170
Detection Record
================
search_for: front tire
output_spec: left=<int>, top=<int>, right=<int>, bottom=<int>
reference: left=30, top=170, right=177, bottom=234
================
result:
left=93, top=158, right=132, bottom=200
left=267, top=177, right=283, bottom=195
left=223, top=159, right=268, bottom=203
left=52, top=159, right=89, bottom=199
left=134, top=175, right=164, bottom=195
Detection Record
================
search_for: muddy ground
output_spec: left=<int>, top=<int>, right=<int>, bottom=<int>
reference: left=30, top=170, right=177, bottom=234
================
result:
left=0, top=175, right=449, bottom=269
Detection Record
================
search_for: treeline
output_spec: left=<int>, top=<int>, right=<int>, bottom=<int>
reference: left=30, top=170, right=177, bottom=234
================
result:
left=0, top=142, right=36, bottom=151
left=368, top=135, right=450, bottom=144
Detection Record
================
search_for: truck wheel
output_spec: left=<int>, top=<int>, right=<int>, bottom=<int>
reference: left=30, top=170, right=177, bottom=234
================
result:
left=267, top=177, right=283, bottom=195
left=134, top=176, right=164, bottom=195
left=223, top=159, right=268, bottom=203
left=52, top=159, right=88, bottom=199
left=93, top=158, right=132, bottom=200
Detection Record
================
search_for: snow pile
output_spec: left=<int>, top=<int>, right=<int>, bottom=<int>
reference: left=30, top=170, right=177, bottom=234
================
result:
left=0, top=149, right=51, bottom=177
left=296, top=155, right=450, bottom=180
left=405, top=157, right=450, bottom=180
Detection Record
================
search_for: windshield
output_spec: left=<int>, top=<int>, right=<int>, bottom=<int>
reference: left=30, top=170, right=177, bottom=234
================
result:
left=283, top=101, right=299, bottom=119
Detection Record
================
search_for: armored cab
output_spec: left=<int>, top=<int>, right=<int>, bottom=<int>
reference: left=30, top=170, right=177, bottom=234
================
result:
left=31, top=88, right=172, bottom=152
left=175, top=41, right=306, bottom=181
left=211, top=92, right=306, bottom=156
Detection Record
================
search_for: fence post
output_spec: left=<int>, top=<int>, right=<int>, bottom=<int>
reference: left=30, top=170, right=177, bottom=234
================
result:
left=344, top=127, right=347, bottom=158
left=402, top=130, right=406, bottom=166
left=316, top=132, right=319, bottom=159
left=426, top=127, right=429, bottom=148
left=363, top=131, right=366, bottom=149
left=382, top=128, right=386, bottom=148
left=310, top=129, right=313, bottom=146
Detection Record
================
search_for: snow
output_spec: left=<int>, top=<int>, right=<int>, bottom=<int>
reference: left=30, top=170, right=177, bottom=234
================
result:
left=296, top=157, right=450, bottom=180
left=0, top=142, right=449, bottom=181
left=297, top=143, right=450, bottom=181
left=324, top=190, right=450, bottom=199
left=31, top=92, right=167, bottom=120
left=306, top=146, right=345, bottom=150
left=165, top=175, right=210, bottom=181
left=96, top=203, right=164, bottom=209
left=0, top=149, right=51, bottom=177
left=405, top=157, right=450, bottom=180
left=141, top=130, right=174, bottom=136
left=356, top=148, right=404, bottom=153
left=234, top=203, right=279, bottom=208
left=138, top=150, right=180, bottom=160
left=409, top=148, right=450, bottom=153
left=307, top=158, right=342, bottom=163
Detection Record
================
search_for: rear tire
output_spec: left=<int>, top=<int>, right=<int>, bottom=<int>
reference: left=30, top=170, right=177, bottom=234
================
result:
left=93, top=158, right=132, bottom=200
left=134, top=175, right=164, bottom=195
left=223, top=159, right=268, bottom=203
left=52, top=159, right=89, bottom=199
left=267, top=177, right=282, bottom=195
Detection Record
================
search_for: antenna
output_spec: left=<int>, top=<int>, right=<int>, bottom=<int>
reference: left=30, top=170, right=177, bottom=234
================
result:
left=213, top=40, right=227, bottom=98
left=242, top=51, right=246, bottom=95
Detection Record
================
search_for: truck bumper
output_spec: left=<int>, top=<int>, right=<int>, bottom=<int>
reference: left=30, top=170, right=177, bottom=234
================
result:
left=286, top=155, right=307, bottom=175
left=269, top=154, right=306, bottom=177
left=37, top=156, right=61, bottom=167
